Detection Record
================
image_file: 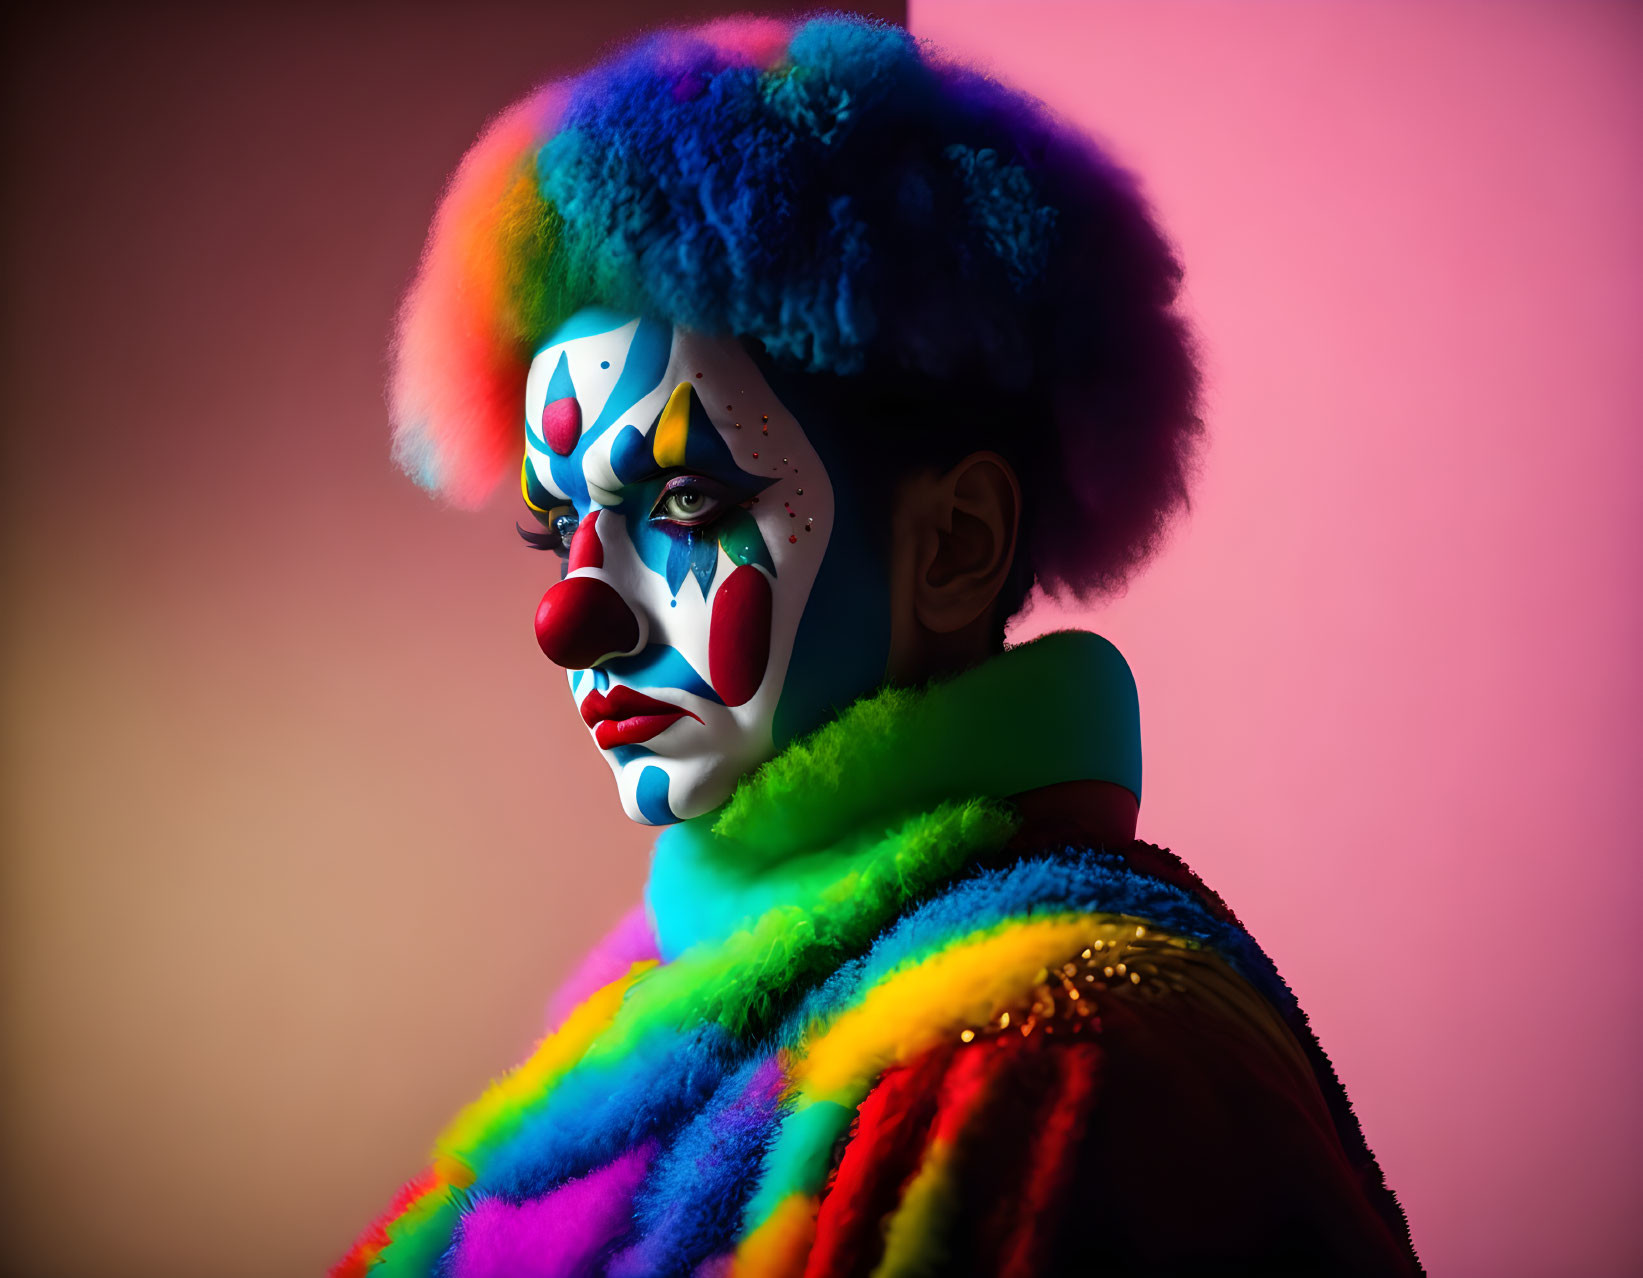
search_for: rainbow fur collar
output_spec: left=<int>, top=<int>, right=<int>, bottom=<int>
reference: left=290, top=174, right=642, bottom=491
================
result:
left=336, top=633, right=1391, bottom=1277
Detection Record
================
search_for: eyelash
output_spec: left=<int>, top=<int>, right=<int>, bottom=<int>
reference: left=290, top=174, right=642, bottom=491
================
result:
left=516, top=522, right=567, bottom=554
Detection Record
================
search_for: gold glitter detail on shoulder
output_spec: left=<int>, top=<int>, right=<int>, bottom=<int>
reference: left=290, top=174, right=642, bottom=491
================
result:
left=956, top=915, right=1206, bottom=1044
left=951, top=916, right=1318, bottom=1091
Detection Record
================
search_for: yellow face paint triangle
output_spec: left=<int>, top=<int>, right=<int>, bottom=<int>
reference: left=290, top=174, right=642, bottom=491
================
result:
left=654, top=381, right=697, bottom=470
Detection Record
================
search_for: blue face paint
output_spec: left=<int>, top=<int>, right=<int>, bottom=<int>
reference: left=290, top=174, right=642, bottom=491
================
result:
left=537, top=314, right=673, bottom=509
left=635, top=765, right=676, bottom=824
left=759, top=368, right=893, bottom=749
left=602, top=644, right=722, bottom=704
left=604, top=382, right=777, bottom=602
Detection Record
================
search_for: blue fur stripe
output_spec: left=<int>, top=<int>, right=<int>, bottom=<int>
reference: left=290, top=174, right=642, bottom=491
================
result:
left=473, top=1024, right=734, bottom=1202
left=608, top=1053, right=786, bottom=1276
left=793, top=847, right=1301, bottom=1044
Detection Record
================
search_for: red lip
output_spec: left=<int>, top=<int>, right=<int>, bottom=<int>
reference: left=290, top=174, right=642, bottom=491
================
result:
left=580, top=685, right=702, bottom=749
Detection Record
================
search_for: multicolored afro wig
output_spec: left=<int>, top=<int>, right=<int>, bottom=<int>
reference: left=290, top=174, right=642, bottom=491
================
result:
left=392, top=13, right=1202, bottom=604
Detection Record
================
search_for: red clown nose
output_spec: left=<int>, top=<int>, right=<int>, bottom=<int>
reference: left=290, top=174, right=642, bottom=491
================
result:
left=534, top=577, right=641, bottom=669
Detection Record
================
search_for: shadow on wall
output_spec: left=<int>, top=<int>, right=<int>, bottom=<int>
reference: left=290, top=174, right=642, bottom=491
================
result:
left=0, top=5, right=904, bottom=1278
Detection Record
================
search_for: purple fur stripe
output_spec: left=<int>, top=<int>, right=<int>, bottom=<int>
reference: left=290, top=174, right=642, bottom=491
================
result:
left=448, top=1142, right=655, bottom=1278
left=605, top=1054, right=787, bottom=1277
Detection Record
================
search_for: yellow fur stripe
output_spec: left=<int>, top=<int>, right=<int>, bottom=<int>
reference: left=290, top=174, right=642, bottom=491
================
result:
left=795, top=914, right=1171, bottom=1105
left=732, top=915, right=1200, bottom=1276
left=873, top=1133, right=960, bottom=1278
left=436, top=959, right=656, bottom=1163
left=730, top=1194, right=819, bottom=1278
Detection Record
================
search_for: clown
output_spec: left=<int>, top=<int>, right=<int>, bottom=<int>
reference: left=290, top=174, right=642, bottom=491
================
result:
left=339, top=16, right=1423, bottom=1277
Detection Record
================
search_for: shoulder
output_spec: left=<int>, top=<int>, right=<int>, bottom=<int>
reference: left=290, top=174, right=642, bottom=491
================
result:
left=802, top=876, right=1423, bottom=1275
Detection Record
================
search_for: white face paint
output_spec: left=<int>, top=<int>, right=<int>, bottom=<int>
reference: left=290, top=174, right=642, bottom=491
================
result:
left=522, top=310, right=836, bottom=824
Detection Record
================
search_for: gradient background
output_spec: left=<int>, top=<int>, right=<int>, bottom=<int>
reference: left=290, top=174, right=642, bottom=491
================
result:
left=1, top=3, right=1638, bottom=1276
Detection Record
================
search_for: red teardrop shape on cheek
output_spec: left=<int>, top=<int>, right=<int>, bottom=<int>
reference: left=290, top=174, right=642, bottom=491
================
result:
left=709, top=565, right=772, bottom=708
left=542, top=397, right=582, bottom=456
left=568, top=509, right=603, bottom=572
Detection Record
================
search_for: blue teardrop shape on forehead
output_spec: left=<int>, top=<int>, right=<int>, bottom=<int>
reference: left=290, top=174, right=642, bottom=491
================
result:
left=546, top=348, right=577, bottom=401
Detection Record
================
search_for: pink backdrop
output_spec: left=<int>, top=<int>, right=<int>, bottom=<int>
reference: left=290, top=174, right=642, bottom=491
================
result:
left=1, top=3, right=1637, bottom=1276
left=912, top=2, right=1643, bottom=1275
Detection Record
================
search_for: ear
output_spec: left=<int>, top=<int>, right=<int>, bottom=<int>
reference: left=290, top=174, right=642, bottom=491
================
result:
left=887, top=451, right=1021, bottom=678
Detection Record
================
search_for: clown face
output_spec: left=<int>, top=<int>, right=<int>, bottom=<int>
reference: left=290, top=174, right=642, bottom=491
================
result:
left=522, top=309, right=887, bottom=824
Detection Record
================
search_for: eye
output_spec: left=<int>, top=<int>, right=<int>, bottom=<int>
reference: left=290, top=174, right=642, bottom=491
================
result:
left=652, top=476, right=730, bottom=526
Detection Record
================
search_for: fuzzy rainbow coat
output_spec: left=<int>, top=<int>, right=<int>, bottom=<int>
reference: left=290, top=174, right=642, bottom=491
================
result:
left=336, top=634, right=1421, bottom=1276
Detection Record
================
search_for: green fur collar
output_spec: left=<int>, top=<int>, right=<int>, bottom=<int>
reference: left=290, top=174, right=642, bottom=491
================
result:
left=646, top=629, right=1141, bottom=960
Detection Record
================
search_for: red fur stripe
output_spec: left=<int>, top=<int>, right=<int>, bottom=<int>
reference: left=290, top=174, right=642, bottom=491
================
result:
left=804, top=1045, right=954, bottom=1277
left=328, top=1166, right=438, bottom=1278
left=996, top=1040, right=1104, bottom=1278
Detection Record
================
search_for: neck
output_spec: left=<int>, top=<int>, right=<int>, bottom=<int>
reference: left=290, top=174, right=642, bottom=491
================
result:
left=646, top=630, right=1143, bottom=960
